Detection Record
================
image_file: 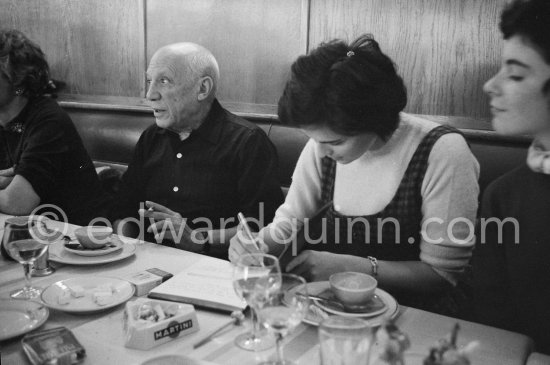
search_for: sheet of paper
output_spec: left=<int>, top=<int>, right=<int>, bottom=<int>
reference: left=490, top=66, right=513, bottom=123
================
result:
left=149, top=256, right=246, bottom=312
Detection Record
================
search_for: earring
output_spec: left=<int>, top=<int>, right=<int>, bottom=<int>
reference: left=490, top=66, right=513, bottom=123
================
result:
left=15, top=89, right=23, bottom=96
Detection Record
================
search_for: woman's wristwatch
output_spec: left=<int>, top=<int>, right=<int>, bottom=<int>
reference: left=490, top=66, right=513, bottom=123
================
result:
left=367, top=256, right=378, bottom=277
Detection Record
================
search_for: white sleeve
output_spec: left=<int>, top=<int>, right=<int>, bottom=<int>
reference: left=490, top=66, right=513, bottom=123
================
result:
left=419, top=133, right=480, bottom=285
left=259, top=139, right=324, bottom=244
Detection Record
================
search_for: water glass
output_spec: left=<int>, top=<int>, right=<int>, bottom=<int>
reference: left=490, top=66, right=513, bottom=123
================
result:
left=319, top=316, right=373, bottom=365
left=233, top=253, right=281, bottom=351
left=257, top=274, right=309, bottom=365
left=3, top=219, right=47, bottom=299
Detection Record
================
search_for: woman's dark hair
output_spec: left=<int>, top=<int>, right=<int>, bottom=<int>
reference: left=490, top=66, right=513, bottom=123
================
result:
left=0, top=29, right=50, bottom=98
left=500, top=0, right=550, bottom=63
left=500, top=0, right=550, bottom=93
left=278, top=34, right=407, bottom=139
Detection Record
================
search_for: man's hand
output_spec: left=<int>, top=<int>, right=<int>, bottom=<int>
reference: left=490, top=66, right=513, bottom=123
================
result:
left=138, top=200, right=207, bottom=253
left=285, top=250, right=350, bottom=282
left=0, top=167, right=15, bottom=189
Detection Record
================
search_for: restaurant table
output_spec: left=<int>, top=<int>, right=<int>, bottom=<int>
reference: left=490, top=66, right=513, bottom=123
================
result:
left=0, top=216, right=534, bottom=365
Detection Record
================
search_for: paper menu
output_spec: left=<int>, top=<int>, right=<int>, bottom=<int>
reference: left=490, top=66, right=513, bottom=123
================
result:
left=148, top=256, right=247, bottom=312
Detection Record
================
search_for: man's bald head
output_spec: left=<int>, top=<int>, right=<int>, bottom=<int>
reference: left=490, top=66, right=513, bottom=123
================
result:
left=152, top=43, right=219, bottom=97
left=146, top=43, right=219, bottom=131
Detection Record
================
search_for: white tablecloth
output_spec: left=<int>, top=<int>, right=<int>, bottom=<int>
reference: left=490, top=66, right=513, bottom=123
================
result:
left=0, top=216, right=534, bottom=364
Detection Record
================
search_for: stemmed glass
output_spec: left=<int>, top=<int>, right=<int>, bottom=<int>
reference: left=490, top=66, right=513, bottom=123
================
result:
left=233, top=253, right=282, bottom=351
left=2, top=218, right=49, bottom=299
left=257, top=274, right=309, bottom=365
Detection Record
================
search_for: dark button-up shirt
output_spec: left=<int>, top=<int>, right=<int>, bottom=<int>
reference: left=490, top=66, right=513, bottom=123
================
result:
left=114, top=99, right=283, bottom=236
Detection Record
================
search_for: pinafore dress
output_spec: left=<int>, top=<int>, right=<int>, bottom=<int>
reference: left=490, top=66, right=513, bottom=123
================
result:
left=305, top=125, right=470, bottom=316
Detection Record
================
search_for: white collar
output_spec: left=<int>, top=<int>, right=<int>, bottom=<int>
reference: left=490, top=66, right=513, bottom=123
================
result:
left=527, top=140, right=550, bottom=174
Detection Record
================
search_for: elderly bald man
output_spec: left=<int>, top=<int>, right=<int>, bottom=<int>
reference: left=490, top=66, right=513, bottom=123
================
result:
left=113, top=43, right=283, bottom=258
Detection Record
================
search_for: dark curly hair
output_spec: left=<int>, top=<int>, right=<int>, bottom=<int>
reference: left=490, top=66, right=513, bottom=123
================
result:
left=500, top=0, right=550, bottom=94
left=278, top=34, right=407, bottom=139
left=500, top=0, right=550, bottom=63
left=0, top=29, right=50, bottom=98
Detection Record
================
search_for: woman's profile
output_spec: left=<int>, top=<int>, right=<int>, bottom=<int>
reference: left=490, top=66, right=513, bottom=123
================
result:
left=231, top=34, right=480, bottom=315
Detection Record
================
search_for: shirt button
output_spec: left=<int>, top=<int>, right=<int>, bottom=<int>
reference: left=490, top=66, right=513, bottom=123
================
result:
left=173, top=186, right=179, bottom=192
left=176, top=153, right=182, bottom=159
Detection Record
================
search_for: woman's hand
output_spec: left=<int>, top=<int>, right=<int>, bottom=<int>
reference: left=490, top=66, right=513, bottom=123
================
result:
left=285, top=250, right=352, bottom=281
left=228, top=225, right=268, bottom=263
left=139, top=200, right=207, bottom=253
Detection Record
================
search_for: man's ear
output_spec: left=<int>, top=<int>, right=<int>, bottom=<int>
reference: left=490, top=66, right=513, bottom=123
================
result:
left=197, top=76, right=214, bottom=101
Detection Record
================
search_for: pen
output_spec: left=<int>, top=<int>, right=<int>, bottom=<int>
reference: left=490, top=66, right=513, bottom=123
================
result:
left=237, top=212, right=260, bottom=251
left=193, top=311, right=244, bottom=349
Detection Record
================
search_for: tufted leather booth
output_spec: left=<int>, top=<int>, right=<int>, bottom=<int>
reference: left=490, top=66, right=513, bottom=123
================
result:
left=65, top=106, right=530, bottom=196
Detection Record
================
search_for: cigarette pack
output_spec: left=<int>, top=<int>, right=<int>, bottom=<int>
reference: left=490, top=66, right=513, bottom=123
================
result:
left=22, top=327, right=86, bottom=365
left=122, top=268, right=173, bottom=296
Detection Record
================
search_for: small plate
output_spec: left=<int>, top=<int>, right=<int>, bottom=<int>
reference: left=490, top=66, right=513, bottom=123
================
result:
left=63, top=236, right=123, bottom=256
left=0, top=299, right=49, bottom=341
left=314, top=288, right=387, bottom=317
left=49, top=238, right=136, bottom=265
left=302, top=282, right=399, bottom=327
left=41, top=276, right=134, bottom=313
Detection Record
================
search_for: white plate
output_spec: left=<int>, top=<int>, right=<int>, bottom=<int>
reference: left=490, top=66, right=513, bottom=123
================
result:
left=41, top=276, right=134, bottom=313
left=63, top=235, right=124, bottom=257
left=0, top=299, right=49, bottom=341
left=302, top=282, right=399, bottom=327
left=49, top=238, right=136, bottom=265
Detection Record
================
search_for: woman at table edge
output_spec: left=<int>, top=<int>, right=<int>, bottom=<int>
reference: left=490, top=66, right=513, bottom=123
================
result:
left=472, top=0, right=550, bottom=354
left=0, top=29, right=111, bottom=225
left=230, top=34, right=480, bottom=315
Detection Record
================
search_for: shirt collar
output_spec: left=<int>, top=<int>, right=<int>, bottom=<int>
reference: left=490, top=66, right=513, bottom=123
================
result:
left=155, top=99, right=225, bottom=145
left=2, top=98, right=35, bottom=133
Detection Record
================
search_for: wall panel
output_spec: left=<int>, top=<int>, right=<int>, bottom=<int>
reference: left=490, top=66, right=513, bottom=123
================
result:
left=0, top=0, right=144, bottom=96
left=309, top=0, right=506, bottom=118
left=0, top=0, right=510, bottom=121
left=146, top=0, right=308, bottom=105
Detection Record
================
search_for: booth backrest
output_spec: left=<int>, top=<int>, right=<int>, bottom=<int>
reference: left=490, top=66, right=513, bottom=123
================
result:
left=66, top=107, right=529, bottom=196
left=68, top=108, right=152, bottom=165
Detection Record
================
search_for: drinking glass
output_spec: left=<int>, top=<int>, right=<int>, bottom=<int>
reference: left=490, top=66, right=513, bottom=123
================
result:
left=233, top=253, right=282, bottom=351
left=257, top=274, right=309, bottom=365
left=318, top=316, right=373, bottom=365
left=3, top=221, right=48, bottom=299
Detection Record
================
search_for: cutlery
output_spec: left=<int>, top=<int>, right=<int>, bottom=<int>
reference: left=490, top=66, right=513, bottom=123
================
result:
left=193, top=311, right=244, bottom=349
left=297, top=292, right=345, bottom=312
left=64, top=242, right=117, bottom=250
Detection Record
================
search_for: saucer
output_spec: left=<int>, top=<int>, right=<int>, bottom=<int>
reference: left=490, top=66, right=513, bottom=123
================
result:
left=315, top=288, right=387, bottom=317
left=302, top=281, right=399, bottom=326
left=49, top=238, right=136, bottom=266
left=63, top=235, right=123, bottom=256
